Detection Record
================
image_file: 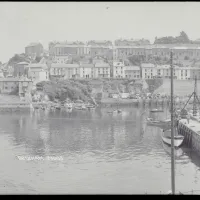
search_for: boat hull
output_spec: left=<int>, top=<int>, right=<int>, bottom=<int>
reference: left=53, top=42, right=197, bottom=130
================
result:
left=162, top=130, right=184, bottom=147
left=162, top=136, right=184, bottom=147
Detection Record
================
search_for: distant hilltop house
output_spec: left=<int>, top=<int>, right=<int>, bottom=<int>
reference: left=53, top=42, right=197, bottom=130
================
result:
left=25, top=42, right=44, bottom=58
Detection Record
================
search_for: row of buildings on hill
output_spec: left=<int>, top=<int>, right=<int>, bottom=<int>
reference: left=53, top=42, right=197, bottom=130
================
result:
left=10, top=60, right=200, bottom=82
left=24, top=40, right=200, bottom=66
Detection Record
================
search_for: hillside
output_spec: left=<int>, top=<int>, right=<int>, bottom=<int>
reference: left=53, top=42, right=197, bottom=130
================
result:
left=153, top=79, right=199, bottom=96
left=35, top=79, right=148, bottom=103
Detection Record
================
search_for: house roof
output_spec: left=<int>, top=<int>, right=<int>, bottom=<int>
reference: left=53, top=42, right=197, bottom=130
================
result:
left=16, top=61, right=29, bottom=65
left=124, top=66, right=140, bottom=70
left=26, top=64, right=48, bottom=69
left=95, top=63, right=110, bottom=68
left=80, top=64, right=94, bottom=68
left=51, top=64, right=79, bottom=68
left=29, top=68, right=47, bottom=72
left=157, top=65, right=171, bottom=69
left=141, top=63, right=155, bottom=68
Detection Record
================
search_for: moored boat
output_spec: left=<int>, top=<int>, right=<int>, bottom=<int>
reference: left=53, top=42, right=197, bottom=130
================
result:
left=161, top=129, right=184, bottom=147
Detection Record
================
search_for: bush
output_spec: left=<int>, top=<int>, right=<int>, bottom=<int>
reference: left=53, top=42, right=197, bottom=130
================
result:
left=39, top=79, right=93, bottom=102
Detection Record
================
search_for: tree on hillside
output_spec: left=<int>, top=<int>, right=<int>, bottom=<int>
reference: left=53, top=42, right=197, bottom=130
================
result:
left=8, top=54, right=30, bottom=65
left=154, top=31, right=191, bottom=44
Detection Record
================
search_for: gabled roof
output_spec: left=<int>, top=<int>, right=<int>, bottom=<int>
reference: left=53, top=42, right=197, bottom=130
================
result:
left=26, top=63, right=48, bottom=70
left=141, top=63, right=155, bottom=68
left=51, top=63, right=79, bottom=68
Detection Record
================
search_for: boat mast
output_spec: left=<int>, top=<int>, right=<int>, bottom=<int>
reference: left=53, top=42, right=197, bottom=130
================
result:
left=170, top=51, right=175, bottom=194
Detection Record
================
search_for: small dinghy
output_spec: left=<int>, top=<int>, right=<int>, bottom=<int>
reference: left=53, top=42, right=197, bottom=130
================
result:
left=162, top=129, right=184, bottom=147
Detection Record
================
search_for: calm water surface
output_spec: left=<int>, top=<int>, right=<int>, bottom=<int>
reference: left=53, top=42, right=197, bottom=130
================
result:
left=0, top=106, right=200, bottom=194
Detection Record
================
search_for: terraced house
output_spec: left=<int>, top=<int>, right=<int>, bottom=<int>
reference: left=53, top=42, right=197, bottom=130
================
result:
left=124, top=66, right=140, bottom=79
left=79, top=64, right=94, bottom=79
left=50, top=63, right=79, bottom=79
left=141, top=63, right=157, bottom=79
left=113, top=61, right=125, bottom=78
left=26, top=63, right=49, bottom=84
left=94, top=63, right=110, bottom=78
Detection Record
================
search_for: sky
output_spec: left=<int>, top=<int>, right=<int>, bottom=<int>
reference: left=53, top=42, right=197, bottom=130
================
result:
left=1, top=2, right=200, bottom=63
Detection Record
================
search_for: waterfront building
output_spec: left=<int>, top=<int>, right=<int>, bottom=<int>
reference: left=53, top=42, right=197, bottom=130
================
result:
left=50, top=63, right=79, bottom=79
left=64, top=64, right=80, bottom=79
left=0, top=77, right=32, bottom=96
left=0, top=78, right=18, bottom=94
left=141, top=63, right=157, bottom=79
left=26, top=63, right=49, bottom=84
left=124, top=66, right=140, bottom=79
left=113, top=61, right=125, bottom=78
left=94, top=63, right=110, bottom=78
left=79, top=64, right=94, bottom=79
left=25, top=42, right=44, bottom=58
left=176, top=66, right=191, bottom=80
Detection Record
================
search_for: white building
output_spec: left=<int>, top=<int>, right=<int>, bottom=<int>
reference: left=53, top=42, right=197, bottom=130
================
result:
left=124, top=66, right=140, bottom=79
left=50, top=63, right=79, bottom=78
left=141, top=63, right=157, bottom=79
left=79, top=64, right=94, bottom=78
left=94, top=63, right=110, bottom=78
left=26, top=64, right=49, bottom=84
left=64, top=64, right=80, bottom=79
left=176, top=67, right=191, bottom=80
left=156, top=65, right=191, bottom=80
left=113, top=61, right=125, bottom=78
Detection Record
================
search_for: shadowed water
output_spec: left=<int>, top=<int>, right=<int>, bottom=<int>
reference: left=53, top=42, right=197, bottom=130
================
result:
left=0, top=106, right=199, bottom=194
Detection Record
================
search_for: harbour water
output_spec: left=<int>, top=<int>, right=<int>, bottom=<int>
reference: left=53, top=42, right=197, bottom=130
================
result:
left=0, top=106, right=200, bottom=194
